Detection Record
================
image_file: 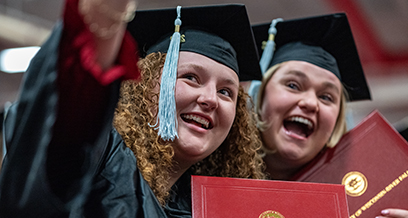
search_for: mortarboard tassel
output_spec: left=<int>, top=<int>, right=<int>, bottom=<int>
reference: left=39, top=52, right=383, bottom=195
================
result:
left=248, top=18, right=283, bottom=105
left=151, top=6, right=182, bottom=141
left=259, top=18, right=283, bottom=74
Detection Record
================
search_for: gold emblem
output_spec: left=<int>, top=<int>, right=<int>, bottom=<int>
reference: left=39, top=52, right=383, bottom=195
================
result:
left=259, top=210, right=285, bottom=218
left=342, top=171, right=368, bottom=197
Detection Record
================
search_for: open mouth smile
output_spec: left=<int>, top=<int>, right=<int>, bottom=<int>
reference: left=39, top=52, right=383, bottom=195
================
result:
left=181, top=114, right=213, bottom=130
left=283, top=116, right=314, bottom=138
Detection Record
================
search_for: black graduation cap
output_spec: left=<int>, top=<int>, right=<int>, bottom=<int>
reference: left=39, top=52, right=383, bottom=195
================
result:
left=127, top=4, right=262, bottom=81
left=126, top=4, right=262, bottom=141
left=252, top=13, right=371, bottom=101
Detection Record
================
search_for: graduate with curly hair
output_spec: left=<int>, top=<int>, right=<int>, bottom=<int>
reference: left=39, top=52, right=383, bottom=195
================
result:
left=0, top=0, right=264, bottom=217
left=114, top=52, right=264, bottom=206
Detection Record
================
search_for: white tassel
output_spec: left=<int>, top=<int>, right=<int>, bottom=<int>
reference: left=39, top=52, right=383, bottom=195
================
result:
left=150, top=6, right=182, bottom=141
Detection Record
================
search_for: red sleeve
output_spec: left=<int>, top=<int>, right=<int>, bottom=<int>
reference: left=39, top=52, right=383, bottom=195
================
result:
left=54, top=0, right=141, bottom=140
left=47, top=0, right=141, bottom=199
left=61, top=0, right=140, bottom=85
left=54, top=0, right=143, bottom=139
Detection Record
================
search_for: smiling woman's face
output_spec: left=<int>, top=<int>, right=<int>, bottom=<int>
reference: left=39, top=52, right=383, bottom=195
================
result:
left=171, top=51, right=239, bottom=168
left=259, top=60, right=342, bottom=167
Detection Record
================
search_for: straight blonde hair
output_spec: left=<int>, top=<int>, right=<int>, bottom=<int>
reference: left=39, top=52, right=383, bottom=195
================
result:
left=255, top=62, right=348, bottom=148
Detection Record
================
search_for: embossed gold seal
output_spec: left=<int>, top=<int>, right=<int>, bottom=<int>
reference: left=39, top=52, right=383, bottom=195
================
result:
left=259, top=210, right=285, bottom=218
left=342, top=171, right=368, bottom=197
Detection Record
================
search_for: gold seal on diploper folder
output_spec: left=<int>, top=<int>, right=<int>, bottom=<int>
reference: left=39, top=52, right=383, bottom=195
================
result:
left=259, top=210, right=285, bottom=218
left=342, top=171, right=368, bottom=197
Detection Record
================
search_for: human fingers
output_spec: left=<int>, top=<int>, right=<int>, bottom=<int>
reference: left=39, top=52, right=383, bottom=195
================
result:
left=377, top=209, right=408, bottom=218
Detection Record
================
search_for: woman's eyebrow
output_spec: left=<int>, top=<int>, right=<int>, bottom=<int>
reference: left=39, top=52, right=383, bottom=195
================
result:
left=178, top=63, right=205, bottom=72
left=285, top=70, right=340, bottom=94
left=285, top=70, right=308, bottom=81
left=322, top=81, right=341, bottom=94
left=179, top=63, right=239, bottom=88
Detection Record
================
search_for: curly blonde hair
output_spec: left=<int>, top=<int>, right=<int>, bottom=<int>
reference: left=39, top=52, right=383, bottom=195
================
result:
left=114, top=52, right=265, bottom=205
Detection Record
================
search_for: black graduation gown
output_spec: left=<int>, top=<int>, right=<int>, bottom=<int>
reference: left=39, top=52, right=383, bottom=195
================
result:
left=0, top=22, right=191, bottom=218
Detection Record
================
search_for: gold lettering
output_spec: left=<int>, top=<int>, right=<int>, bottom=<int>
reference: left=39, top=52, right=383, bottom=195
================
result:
left=399, top=172, right=407, bottom=181
left=352, top=170, right=408, bottom=218
left=375, top=191, right=384, bottom=201
left=378, top=190, right=386, bottom=198
left=368, top=201, right=373, bottom=208
left=373, top=195, right=380, bottom=204
left=365, top=200, right=373, bottom=209
left=386, top=183, right=394, bottom=192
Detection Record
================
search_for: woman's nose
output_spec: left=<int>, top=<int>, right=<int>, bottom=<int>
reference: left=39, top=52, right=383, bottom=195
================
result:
left=197, top=85, right=218, bottom=110
left=298, top=92, right=319, bottom=113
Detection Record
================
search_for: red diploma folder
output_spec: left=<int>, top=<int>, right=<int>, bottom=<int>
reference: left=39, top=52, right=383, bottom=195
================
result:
left=292, top=110, right=408, bottom=218
left=192, top=175, right=349, bottom=218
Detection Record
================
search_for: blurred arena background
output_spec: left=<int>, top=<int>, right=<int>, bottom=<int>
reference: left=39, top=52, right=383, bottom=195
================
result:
left=1, top=0, right=407, bottom=133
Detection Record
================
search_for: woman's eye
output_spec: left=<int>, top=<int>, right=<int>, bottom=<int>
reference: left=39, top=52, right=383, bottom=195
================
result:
left=286, top=82, right=300, bottom=90
left=320, top=94, right=334, bottom=103
left=182, top=74, right=198, bottom=83
left=219, top=88, right=232, bottom=97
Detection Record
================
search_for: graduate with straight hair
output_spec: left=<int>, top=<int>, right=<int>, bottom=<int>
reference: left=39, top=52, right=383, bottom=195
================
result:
left=246, top=13, right=408, bottom=218
left=248, top=14, right=370, bottom=180
left=0, top=0, right=265, bottom=217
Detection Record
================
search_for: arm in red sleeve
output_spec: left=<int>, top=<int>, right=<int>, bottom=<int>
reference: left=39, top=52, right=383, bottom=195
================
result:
left=55, top=0, right=140, bottom=142
left=47, top=0, right=140, bottom=202
left=60, top=0, right=140, bottom=85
